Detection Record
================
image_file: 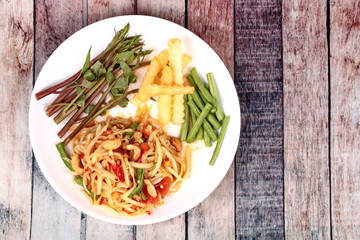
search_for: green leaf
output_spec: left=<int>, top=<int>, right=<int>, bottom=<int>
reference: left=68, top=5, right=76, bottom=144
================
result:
left=84, top=69, right=95, bottom=81
left=82, top=79, right=93, bottom=88
left=116, top=50, right=135, bottom=62
left=90, top=61, right=106, bottom=78
left=76, top=93, right=86, bottom=107
left=106, top=71, right=115, bottom=85
left=84, top=105, right=94, bottom=114
left=82, top=46, right=92, bottom=75
left=114, top=77, right=128, bottom=88
left=120, top=60, right=132, bottom=77
left=98, top=67, right=106, bottom=78
left=76, top=86, right=83, bottom=94
left=111, top=87, right=125, bottom=97
left=118, top=97, right=128, bottom=108
left=128, top=75, right=137, bottom=84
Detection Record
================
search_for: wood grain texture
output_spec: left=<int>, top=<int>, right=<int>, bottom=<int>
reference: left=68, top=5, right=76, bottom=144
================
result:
left=0, top=0, right=33, bottom=239
left=85, top=1, right=135, bottom=237
left=135, top=1, right=187, bottom=239
left=330, top=0, right=360, bottom=238
left=31, top=0, right=83, bottom=238
left=136, top=216, right=185, bottom=240
left=137, top=0, right=185, bottom=26
left=235, top=0, right=284, bottom=238
left=283, top=0, right=331, bottom=238
left=188, top=0, right=234, bottom=77
left=85, top=216, right=134, bottom=239
left=87, top=0, right=136, bottom=25
left=187, top=0, right=235, bottom=239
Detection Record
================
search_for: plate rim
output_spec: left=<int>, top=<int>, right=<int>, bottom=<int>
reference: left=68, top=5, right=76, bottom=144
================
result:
left=29, top=14, right=241, bottom=225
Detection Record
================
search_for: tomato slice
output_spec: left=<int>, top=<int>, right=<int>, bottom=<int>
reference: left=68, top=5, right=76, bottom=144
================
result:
left=109, top=163, right=125, bottom=182
left=141, top=177, right=172, bottom=204
left=156, top=177, right=172, bottom=198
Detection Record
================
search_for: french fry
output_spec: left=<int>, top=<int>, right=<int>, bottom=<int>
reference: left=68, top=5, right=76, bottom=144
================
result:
left=182, top=54, right=192, bottom=69
left=157, top=50, right=169, bottom=66
left=168, top=38, right=183, bottom=85
left=148, top=84, right=194, bottom=95
left=158, top=66, right=173, bottom=125
left=168, top=38, right=185, bottom=124
left=153, top=49, right=190, bottom=69
left=130, top=57, right=162, bottom=105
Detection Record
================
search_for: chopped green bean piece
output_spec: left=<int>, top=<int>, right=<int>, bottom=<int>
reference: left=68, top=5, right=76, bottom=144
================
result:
left=56, top=142, right=74, bottom=171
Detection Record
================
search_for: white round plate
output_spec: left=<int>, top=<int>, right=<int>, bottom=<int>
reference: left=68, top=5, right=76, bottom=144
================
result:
left=29, top=15, right=240, bottom=225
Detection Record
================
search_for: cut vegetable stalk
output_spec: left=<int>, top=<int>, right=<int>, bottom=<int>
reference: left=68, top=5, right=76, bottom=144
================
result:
left=57, top=80, right=108, bottom=138
left=63, top=75, right=120, bottom=144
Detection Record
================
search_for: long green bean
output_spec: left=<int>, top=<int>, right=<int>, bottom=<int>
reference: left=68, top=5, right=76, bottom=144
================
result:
left=187, top=99, right=217, bottom=142
left=180, top=95, right=190, bottom=140
left=207, top=73, right=225, bottom=121
left=186, top=103, right=213, bottom=143
left=128, top=168, right=146, bottom=199
left=209, top=116, right=230, bottom=166
left=203, top=130, right=212, bottom=147
left=190, top=68, right=216, bottom=105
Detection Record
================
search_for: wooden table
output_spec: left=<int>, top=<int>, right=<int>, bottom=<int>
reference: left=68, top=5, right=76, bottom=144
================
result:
left=1, top=0, right=359, bottom=239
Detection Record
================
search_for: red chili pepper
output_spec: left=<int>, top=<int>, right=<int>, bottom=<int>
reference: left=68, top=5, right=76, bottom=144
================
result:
left=103, top=130, right=113, bottom=136
left=109, top=163, right=125, bottom=182
left=99, top=197, right=105, bottom=205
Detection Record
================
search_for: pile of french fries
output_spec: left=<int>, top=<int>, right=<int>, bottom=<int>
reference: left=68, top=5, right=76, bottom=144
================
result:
left=130, top=39, right=194, bottom=125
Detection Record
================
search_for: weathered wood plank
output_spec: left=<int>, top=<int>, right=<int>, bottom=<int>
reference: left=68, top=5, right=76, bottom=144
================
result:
left=283, top=0, right=331, bottom=238
left=87, top=0, right=136, bottom=25
left=85, top=216, right=134, bottom=239
left=84, top=1, right=135, bottom=238
left=330, top=0, right=360, bottom=238
left=187, top=0, right=235, bottom=239
left=137, top=0, right=185, bottom=26
left=0, top=1, right=33, bottom=239
left=235, top=0, right=284, bottom=238
left=31, top=1, right=83, bottom=239
left=188, top=0, right=234, bottom=77
left=136, top=1, right=186, bottom=238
